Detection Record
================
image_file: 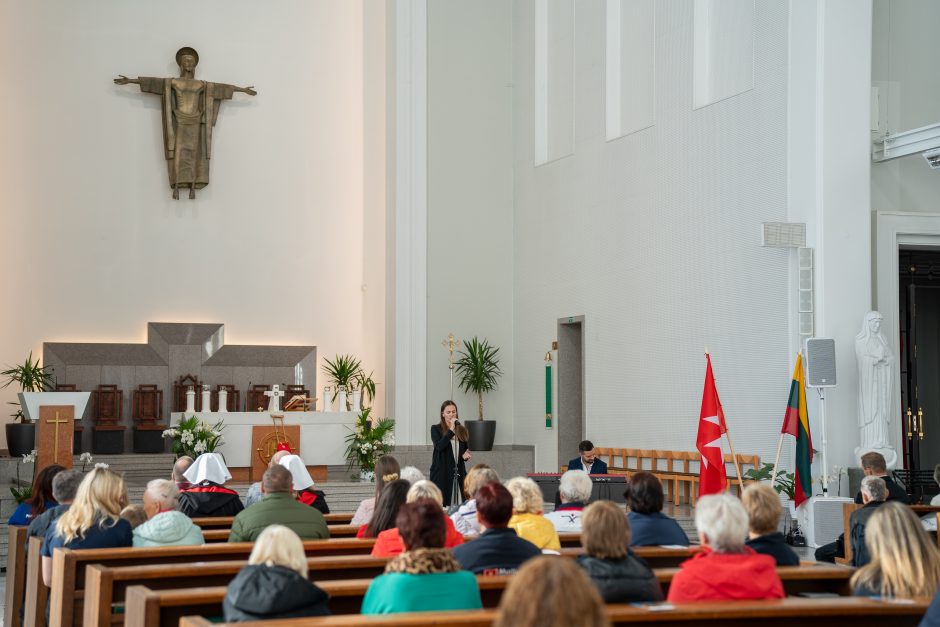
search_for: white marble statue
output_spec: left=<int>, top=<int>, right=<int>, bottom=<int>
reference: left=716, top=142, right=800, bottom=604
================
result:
left=854, top=310, right=897, bottom=468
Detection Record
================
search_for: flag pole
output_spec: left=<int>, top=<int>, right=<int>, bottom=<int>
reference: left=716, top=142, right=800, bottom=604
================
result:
left=707, top=349, right=745, bottom=492
left=770, top=433, right=785, bottom=489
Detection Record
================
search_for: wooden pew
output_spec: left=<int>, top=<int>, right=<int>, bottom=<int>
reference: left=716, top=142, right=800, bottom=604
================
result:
left=192, top=513, right=354, bottom=529
left=5, top=525, right=30, bottom=627
left=178, top=597, right=930, bottom=627
left=24, top=537, right=49, bottom=627
left=83, top=546, right=700, bottom=627
left=43, top=539, right=378, bottom=627
left=122, top=565, right=854, bottom=627
left=836, top=503, right=940, bottom=564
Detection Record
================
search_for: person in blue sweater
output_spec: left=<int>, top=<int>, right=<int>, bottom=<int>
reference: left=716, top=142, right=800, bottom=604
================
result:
left=623, top=472, right=689, bottom=547
left=9, top=464, right=64, bottom=526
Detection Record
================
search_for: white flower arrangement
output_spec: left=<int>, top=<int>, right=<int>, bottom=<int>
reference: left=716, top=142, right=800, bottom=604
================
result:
left=163, top=415, right=225, bottom=459
left=21, top=449, right=37, bottom=464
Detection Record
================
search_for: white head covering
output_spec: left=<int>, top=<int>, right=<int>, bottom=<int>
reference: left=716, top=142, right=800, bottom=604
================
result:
left=183, top=453, right=232, bottom=485
left=279, top=454, right=314, bottom=491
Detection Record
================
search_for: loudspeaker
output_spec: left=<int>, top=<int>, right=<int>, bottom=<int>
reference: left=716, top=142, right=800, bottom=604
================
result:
left=805, top=338, right=837, bottom=388
left=800, top=496, right=853, bottom=547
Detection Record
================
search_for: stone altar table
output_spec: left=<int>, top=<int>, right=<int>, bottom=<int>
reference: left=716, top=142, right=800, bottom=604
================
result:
left=170, top=412, right=356, bottom=467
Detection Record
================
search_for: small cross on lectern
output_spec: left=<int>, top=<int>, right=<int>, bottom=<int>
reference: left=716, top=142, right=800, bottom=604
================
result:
left=46, top=411, right=68, bottom=463
left=264, top=385, right=285, bottom=413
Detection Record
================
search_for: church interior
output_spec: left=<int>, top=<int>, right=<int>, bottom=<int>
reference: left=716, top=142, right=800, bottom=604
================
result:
left=3, top=0, right=940, bottom=624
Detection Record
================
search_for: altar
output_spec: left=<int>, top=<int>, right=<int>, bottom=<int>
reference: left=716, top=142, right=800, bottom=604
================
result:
left=169, top=411, right=357, bottom=467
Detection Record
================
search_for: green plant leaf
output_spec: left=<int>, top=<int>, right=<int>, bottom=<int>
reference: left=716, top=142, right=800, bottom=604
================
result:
left=454, top=337, right=502, bottom=420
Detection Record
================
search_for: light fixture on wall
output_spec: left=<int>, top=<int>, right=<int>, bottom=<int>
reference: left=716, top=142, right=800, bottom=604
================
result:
left=872, top=121, right=940, bottom=170
left=923, top=148, right=940, bottom=170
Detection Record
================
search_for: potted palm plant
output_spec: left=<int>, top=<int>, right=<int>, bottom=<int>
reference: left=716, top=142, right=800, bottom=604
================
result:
left=454, top=337, right=502, bottom=451
left=1, top=352, right=54, bottom=457
left=322, top=354, right=362, bottom=410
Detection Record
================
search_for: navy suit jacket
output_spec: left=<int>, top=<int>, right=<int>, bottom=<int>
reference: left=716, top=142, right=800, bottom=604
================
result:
left=567, top=456, right=608, bottom=475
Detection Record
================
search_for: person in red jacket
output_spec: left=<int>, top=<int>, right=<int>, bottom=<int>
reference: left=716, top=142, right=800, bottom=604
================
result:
left=667, top=493, right=784, bottom=602
left=372, top=480, right=463, bottom=557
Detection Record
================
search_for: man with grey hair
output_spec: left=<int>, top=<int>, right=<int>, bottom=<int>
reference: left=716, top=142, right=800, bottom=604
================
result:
left=229, top=465, right=329, bottom=542
left=666, top=493, right=783, bottom=601
left=544, top=469, right=593, bottom=533
left=26, top=470, right=83, bottom=545
left=849, top=475, right=887, bottom=567
left=134, top=479, right=204, bottom=547
left=172, top=456, right=194, bottom=491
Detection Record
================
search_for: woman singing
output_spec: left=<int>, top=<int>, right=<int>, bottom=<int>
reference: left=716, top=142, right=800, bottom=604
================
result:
left=430, top=401, right=472, bottom=507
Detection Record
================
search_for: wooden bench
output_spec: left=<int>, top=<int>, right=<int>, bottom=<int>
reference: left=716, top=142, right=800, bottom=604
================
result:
left=43, top=539, right=379, bottom=627
left=24, top=536, right=50, bottom=627
left=177, top=596, right=930, bottom=627
left=835, top=502, right=940, bottom=564
left=191, top=513, right=353, bottom=528
left=122, top=564, right=854, bottom=627
left=81, top=546, right=701, bottom=627
left=5, top=525, right=30, bottom=627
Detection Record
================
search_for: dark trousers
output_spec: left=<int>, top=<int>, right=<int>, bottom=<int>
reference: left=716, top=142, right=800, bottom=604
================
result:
left=814, top=533, right=845, bottom=563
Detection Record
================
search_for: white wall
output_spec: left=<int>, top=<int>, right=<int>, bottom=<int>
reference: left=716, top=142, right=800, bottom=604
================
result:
left=512, top=1, right=793, bottom=471
left=0, top=1, right=387, bottom=435
left=871, top=0, right=940, bottom=213
left=426, top=1, right=515, bottom=442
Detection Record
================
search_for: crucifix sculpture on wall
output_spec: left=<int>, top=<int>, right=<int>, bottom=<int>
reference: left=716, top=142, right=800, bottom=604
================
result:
left=114, top=47, right=257, bottom=199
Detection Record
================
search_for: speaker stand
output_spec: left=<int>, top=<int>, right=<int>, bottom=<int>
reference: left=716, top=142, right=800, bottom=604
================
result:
left=817, top=388, right=830, bottom=496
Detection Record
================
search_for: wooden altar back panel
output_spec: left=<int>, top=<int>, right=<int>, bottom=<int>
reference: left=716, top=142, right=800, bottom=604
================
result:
left=211, top=385, right=240, bottom=412
left=37, top=405, right=74, bottom=471
left=172, top=375, right=201, bottom=413
left=55, top=384, right=78, bottom=392
left=92, top=385, right=123, bottom=425
left=133, top=385, right=164, bottom=424
left=245, top=385, right=271, bottom=413
left=250, top=424, right=300, bottom=481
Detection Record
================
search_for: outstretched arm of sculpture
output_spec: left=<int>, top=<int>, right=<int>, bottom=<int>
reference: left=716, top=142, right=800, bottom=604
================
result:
left=113, top=75, right=140, bottom=85
left=234, top=85, right=257, bottom=96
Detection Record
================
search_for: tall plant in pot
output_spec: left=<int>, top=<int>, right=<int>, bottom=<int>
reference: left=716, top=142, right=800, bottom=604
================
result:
left=1, top=352, right=54, bottom=457
left=322, top=354, right=362, bottom=410
left=454, top=337, right=502, bottom=451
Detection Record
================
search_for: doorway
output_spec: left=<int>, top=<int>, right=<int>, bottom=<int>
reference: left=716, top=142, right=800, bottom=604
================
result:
left=557, top=316, right=585, bottom=469
left=899, top=249, right=940, bottom=471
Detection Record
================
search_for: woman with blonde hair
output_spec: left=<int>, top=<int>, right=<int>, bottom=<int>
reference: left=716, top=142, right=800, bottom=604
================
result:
left=577, top=500, right=662, bottom=603
left=506, top=476, right=560, bottom=550
left=224, top=525, right=329, bottom=621
left=351, top=454, right=400, bottom=526
left=450, top=464, right=500, bottom=535
left=852, top=501, right=940, bottom=598
left=371, top=480, right=464, bottom=557
left=41, top=466, right=132, bottom=585
left=495, top=556, right=609, bottom=627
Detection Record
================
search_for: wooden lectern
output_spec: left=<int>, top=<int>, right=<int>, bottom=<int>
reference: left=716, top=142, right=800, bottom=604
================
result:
left=37, top=406, right=74, bottom=471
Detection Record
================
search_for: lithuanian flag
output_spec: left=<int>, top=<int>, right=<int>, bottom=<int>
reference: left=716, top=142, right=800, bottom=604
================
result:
left=781, top=353, right=813, bottom=507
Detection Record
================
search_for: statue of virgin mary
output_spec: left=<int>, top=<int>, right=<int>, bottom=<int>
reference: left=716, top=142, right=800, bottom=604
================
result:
left=854, top=311, right=897, bottom=468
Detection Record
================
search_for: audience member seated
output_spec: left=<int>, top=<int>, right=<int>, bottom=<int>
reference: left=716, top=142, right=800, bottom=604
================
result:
left=172, top=456, right=194, bottom=491
left=932, top=464, right=940, bottom=507
left=450, top=465, right=500, bottom=535
left=120, top=504, right=147, bottom=529
left=26, top=469, right=82, bottom=547
left=849, top=476, right=889, bottom=567
left=852, top=501, right=940, bottom=600
left=133, top=479, right=205, bottom=547
left=223, top=525, right=330, bottom=621
left=358, top=478, right=410, bottom=538
left=230, top=466, right=329, bottom=542
left=742, top=483, right=799, bottom=566
left=506, top=476, right=561, bottom=550
left=372, top=480, right=463, bottom=557
left=452, top=483, right=541, bottom=575
left=362, top=499, right=482, bottom=614
left=667, top=493, right=783, bottom=602
left=351, top=455, right=400, bottom=526
left=577, top=500, right=663, bottom=603
left=178, top=453, right=244, bottom=518
left=623, top=472, right=689, bottom=547
left=544, top=469, right=592, bottom=533
left=279, top=454, right=330, bottom=514
left=245, top=450, right=290, bottom=507
left=9, top=464, right=64, bottom=526
left=495, top=556, right=609, bottom=627
left=815, top=451, right=905, bottom=563
left=567, top=440, right=608, bottom=475
left=400, top=465, right=426, bottom=484
left=41, top=466, right=133, bottom=586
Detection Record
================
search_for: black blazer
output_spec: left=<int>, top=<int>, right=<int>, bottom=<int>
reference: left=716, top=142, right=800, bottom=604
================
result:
left=567, top=456, right=608, bottom=475
left=430, top=424, right=468, bottom=506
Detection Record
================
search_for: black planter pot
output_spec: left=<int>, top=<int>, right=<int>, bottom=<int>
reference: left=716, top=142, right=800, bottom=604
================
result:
left=467, top=420, right=496, bottom=451
left=6, top=422, right=36, bottom=458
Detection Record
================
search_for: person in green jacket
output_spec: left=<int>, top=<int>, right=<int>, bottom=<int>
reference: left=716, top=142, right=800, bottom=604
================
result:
left=361, top=498, right=482, bottom=614
left=228, top=465, right=329, bottom=542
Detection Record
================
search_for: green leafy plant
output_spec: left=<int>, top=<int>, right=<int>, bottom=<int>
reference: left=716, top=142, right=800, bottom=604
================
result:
left=454, top=337, right=503, bottom=420
left=744, top=462, right=796, bottom=500
left=11, top=449, right=36, bottom=503
left=354, top=369, right=377, bottom=410
left=343, top=407, right=395, bottom=476
left=323, top=354, right=362, bottom=399
left=2, top=352, right=55, bottom=423
left=162, top=415, right=225, bottom=459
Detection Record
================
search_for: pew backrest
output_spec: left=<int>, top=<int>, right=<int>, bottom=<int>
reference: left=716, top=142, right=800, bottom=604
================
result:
left=5, top=525, right=29, bottom=627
